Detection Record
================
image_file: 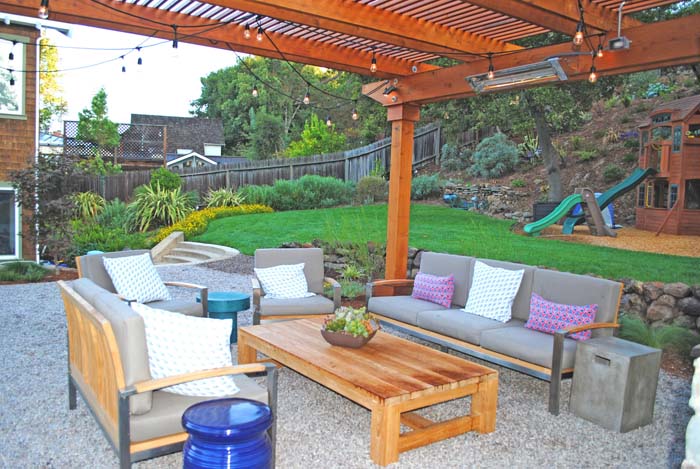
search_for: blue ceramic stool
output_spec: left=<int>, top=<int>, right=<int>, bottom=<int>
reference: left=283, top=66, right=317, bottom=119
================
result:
left=182, top=398, right=273, bottom=469
left=197, top=291, right=250, bottom=344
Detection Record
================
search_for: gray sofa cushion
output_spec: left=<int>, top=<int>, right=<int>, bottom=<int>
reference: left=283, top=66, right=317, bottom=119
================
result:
left=532, top=269, right=622, bottom=338
left=475, top=258, right=535, bottom=322
left=480, top=326, right=578, bottom=370
left=149, top=299, right=203, bottom=317
left=260, top=294, right=334, bottom=316
left=72, top=278, right=153, bottom=415
left=255, top=248, right=325, bottom=294
left=130, top=375, right=268, bottom=442
left=368, top=295, right=444, bottom=325
left=76, top=250, right=151, bottom=293
left=419, top=252, right=473, bottom=307
left=417, top=309, right=524, bottom=345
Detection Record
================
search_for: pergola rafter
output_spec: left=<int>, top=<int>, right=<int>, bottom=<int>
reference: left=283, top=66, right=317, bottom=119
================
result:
left=0, top=0, right=695, bottom=280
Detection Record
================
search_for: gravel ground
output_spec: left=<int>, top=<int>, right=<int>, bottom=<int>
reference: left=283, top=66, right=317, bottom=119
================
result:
left=0, top=259, right=691, bottom=468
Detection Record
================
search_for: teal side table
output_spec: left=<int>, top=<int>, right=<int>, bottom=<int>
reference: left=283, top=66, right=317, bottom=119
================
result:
left=197, top=291, right=250, bottom=344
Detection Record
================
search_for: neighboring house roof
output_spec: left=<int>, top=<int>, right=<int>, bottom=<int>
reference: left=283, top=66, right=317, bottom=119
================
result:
left=166, top=151, right=218, bottom=167
left=640, top=94, right=700, bottom=126
left=165, top=154, right=249, bottom=165
left=130, top=114, right=225, bottom=155
left=39, top=133, right=64, bottom=147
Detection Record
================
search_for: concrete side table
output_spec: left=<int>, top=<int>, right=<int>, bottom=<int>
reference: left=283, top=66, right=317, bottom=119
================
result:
left=197, top=291, right=250, bottom=344
left=570, top=336, right=661, bottom=432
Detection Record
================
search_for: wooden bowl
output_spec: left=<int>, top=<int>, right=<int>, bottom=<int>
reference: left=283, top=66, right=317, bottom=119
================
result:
left=320, top=329, right=378, bottom=348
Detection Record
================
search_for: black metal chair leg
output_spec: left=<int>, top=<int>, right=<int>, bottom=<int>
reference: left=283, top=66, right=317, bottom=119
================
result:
left=68, top=375, right=77, bottom=410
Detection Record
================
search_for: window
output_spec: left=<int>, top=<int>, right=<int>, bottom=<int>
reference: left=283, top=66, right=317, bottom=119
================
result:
left=688, top=124, right=700, bottom=139
left=686, top=180, right=700, bottom=210
left=651, top=113, right=671, bottom=124
left=669, top=184, right=678, bottom=208
left=642, top=130, right=649, bottom=146
left=672, top=126, right=682, bottom=152
left=637, top=185, right=646, bottom=207
left=0, top=188, right=19, bottom=257
left=0, top=37, right=25, bottom=116
left=652, top=180, right=669, bottom=208
left=652, top=126, right=672, bottom=141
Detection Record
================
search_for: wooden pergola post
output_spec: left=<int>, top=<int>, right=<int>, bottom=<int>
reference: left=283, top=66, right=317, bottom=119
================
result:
left=385, top=104, right=420, bottom=279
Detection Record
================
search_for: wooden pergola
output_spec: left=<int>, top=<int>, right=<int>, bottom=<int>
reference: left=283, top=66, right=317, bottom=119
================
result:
left=3, top=0, right=698, bottom=278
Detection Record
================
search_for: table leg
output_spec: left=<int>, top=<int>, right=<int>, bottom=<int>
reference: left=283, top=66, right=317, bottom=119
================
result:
left=472, top=374, right=498, bottom=433
left=370, top=405, right=400, bottom=466
left=237, top=333, right=257, bottom=364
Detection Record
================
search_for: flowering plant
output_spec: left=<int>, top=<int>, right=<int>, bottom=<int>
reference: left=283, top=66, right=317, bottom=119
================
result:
left=322, top=306, right=379, bottom=338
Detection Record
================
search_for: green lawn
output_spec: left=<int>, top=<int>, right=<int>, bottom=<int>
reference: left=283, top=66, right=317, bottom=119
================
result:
left=194, top=204, right=699, bottom=284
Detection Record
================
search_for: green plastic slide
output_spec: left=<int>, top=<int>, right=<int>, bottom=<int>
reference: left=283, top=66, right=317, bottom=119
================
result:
left=523, top=194, right=582, bottom=235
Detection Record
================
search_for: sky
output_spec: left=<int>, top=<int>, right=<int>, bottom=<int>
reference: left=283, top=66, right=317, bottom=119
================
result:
left=41, top=19, right=240, bottom=126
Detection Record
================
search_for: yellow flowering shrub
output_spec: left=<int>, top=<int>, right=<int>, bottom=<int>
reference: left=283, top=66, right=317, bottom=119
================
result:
left=154, top=204, right=273, bottom=243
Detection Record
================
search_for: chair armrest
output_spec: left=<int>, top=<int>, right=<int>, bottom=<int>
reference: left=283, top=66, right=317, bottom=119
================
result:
left=251, top=277, right=262, bottom=311
left=366, top=279, right=415, bottom=302
left=552, top=322, right=620, bottom=373
left=325, top=277, right=341, bottom=310
left=163, top=281, right=208, bottom=317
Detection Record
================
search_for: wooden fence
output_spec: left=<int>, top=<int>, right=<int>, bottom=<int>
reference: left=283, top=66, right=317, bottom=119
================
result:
left=75, top=124, right=441, bottom=201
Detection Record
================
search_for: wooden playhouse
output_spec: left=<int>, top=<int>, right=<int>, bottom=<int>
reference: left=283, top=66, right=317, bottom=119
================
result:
left=636, top=94, right=700, bottom=235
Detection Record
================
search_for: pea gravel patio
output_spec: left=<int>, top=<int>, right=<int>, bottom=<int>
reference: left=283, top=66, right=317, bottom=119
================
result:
left=0, top=260, right=690, bottom=468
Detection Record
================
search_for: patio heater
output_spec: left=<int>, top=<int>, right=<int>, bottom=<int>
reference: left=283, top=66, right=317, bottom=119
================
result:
left=466, top=58, right=568, bottom=93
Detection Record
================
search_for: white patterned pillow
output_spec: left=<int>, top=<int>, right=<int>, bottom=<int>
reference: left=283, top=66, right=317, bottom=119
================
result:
left=103, top=253, right=171, bottom=303
left=130, top=302, right=239, bottom=397
left=254, top=263, right=316, bottom=299
left=462, top=261, right=524, bottom=322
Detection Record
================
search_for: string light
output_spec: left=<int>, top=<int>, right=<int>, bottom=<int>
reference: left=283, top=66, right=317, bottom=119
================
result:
left=172, top=25, right=179, bottom=49
left=8, top=41, right=16, bottom=61
left=351, top=107, right=359, bottom=121
left=370, top=49, right=377, bottom=73
left=9, top=70, right=15, bottom=86
left=256, top=26, right=264, bottom=42
left=121, top=55, right=126, bottom=73
left=596, top=43, right=604, bottom=58
left=38, top=0, right=49, bottom=19
left=573, top=22, right=584, bottom=46
left=487, top=53, right=495, bottom=80
left=244, top=24, right=251, bottom=40
left=252, top=84, right=258, bottom=98
left=136, top=47, right=143, bottom=65
left=303, top=89, right=310, bottom=105
left=326, top=115, right=332, bottom=127
left=588, top=54, right=597, bottom=83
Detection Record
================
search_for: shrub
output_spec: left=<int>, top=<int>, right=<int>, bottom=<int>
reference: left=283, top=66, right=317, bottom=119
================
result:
left=341, top=264, right=362, bottom=281
left=469, top=133, right=519, bottom=179
left=95, top=199, right=134, bottom=231
left=149, top=167, right=181, bottom=191
left=440, top=143, right=471, bottom=171
left=603, top=164, right=625, bottom=182
left=356, top=176, right=388, bottom=204
left=570, top=135, right=585, bottom=151
left=239, top=184, right=274, bottom=206
left=154, top=204, right=274, bottom=242
left=575, top=150, right=597, bottom=161
left=618, top=314, right=700, bottom=356
left=411, top=174, right=443, bottom=200
left=71, top=191, right=105, bottom=220
left=603, top=128, right=620, bottom=145
left=339, top=280, right=366, bottom=299
left=511, top=178, right=526, bottom=188
left=70, top=220, right=151, bottom=257
left=623, top=153, right=638, bottom=163
left=592, top=129, right=606, bottom=140
left=128, top=184, right=194, bottom=232
left=0, top=261, right=48, bottom=282
left=268, top=175, right=354, bottom=211
left=623, top=138, right=640, bottom=150
left=205, top=187, right=245, bottom=208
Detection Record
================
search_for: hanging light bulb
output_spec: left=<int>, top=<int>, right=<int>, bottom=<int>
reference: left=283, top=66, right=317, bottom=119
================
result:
left=121, top=56, right=126, bottom=73
left=597, top=44, right=604, bottom=58
left=487, top=53, right=495, bottom=80
left=38, top=0, right=49, bottom=19
left=137, top=47, right=143, bottom=66
left=351, top=107, right=359, bottom=121
left=256, top=26, right=264, bottom=42
left=252, top=84, right=258, bottom=98
left=588, top=65, right=597, bottom=83
left=303, top=90, right=310, bottom=105
left=370, top=50, right=377, bottom=74
left=9, top=41, right=16, bottom=61
left=9, top=70, right=15, bottom=86
left=244, top=24, right=251, bottom=40
left=326, top=115, right=332, bottom=127
left=573, top=22, right=584, bottom=46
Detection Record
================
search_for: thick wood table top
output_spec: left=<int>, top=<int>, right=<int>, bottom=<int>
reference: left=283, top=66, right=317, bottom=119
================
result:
left=238, top=318, right=497, bottom=406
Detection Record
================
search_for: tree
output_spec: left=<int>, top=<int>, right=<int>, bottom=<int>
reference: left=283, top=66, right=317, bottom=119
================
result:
left=39, top=37, right=67, bottom=132
left=76, top=88, right=121, bottom=174
left=246, top=107, right=285, bottom=159
left=286, top=114, right=347, bottom=157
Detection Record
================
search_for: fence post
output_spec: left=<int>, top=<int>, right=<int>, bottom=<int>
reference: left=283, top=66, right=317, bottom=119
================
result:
left=225, top=169, right=231, bottom=188
left=344, top=156, right=349, bottom=181
left=434, top=126, right=441, bottom=165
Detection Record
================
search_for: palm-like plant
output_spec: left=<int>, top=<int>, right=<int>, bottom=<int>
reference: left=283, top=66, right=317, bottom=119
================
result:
left=129, top=183, right=194, bottom=232
left=71, top=191, right=106, bottom=220
left=205, top=188, right=246, bottom=208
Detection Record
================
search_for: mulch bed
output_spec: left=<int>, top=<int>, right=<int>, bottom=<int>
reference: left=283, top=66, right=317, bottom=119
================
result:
left=0, top=268, right=78, bottom=285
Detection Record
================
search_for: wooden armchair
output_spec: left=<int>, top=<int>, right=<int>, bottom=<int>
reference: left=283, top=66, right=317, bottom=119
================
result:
left=252, top=248, right=340, bottom=324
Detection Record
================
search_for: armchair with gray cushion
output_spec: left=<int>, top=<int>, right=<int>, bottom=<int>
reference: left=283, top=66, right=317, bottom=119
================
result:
left=76, top=249, right=208, bottom=317
left=252, top=248, right=340, bottom=325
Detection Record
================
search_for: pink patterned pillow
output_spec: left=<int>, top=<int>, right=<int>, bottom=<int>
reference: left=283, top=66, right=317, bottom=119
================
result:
left=411, top=273, right=455, bottom=308
left=525, top=293, right=598, bottom=341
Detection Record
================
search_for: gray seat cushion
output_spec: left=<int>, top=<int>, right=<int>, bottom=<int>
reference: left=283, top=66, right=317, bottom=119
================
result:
left=475, top=258, right=536, bottom=322
left=130, top=375, right=268, bottom=442
left=417, top=309, right=524, bottom=345
left=76, top=250, right=151, bottom=293
left=255, top=248, right=325, bottom=294
left=71, top=278, right=153, bottom=415
left=260, top=294, right=334, bottom=316
left=368, top=295, right=445, bottom=325
left=149, top=299, right=203, bottom=317
left=480, top=326, right=578, bottom=370
left=418, top=252, right=474, bottom=308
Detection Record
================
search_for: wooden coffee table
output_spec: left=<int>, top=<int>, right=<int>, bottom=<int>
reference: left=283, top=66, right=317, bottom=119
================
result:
left=238, top=318, right=498, bottom=466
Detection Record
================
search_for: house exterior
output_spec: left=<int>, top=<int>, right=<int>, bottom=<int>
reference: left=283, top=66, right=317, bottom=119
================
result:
left=636, top=94, right=700, bottom=235
left=130, top=114, right=225, bottom=158
left=0, top=21, right=39, bottom=260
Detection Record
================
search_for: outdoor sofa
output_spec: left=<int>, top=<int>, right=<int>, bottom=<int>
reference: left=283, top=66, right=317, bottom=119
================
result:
left=366, top=252, right=623, bottom=414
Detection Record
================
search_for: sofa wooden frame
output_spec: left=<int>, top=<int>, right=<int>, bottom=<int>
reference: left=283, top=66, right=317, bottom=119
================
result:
left=59, top=280, right=278, bottom=468
left=366, top=279, right=620, bottom=415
